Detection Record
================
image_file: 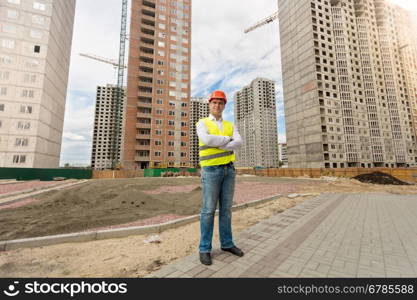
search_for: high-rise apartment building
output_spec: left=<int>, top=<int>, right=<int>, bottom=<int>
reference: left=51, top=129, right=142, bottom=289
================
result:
left=0, top=0, right=76, bottom=168
left=279, top=0, right=417, bottom=168
left=278, top=143, right=288, bottom=166
left=123, top=0, right=191, bottom=169
left=234, top=77, right=279, bottom=168
left=91, top=85, right=126, bottom=170
left=189, top=97, right=208, bottom=167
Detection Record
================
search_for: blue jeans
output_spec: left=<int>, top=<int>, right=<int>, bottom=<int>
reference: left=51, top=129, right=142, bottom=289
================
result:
left=199, top=163, right=236, bottom=253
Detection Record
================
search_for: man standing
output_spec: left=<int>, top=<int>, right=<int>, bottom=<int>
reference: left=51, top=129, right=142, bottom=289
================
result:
left=196, top=90, right=244, bottom=266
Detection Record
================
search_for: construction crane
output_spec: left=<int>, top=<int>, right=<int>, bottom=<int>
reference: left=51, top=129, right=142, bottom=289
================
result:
left=244, top=11, right=279, bottom=34
left=79, top=0, right=128, bottom=170
left=79, top=53, right=127, bottom=69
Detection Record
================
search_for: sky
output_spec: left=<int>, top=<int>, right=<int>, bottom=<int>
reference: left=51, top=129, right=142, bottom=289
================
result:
left=59, top=0, right=417, bottom=166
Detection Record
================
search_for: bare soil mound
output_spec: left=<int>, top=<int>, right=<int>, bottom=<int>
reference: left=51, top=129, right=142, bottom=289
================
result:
left=353, top=172, right=411, bottom=186
left=0, top=178, right=201, bottom=241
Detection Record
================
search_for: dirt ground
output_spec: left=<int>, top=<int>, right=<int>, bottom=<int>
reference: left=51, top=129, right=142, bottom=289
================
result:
left=0, top=176, right=417, bottom=278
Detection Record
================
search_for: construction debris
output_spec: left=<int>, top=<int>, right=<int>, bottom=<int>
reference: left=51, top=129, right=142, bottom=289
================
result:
left=353, top=172, right=411, bottom=186
left=143, top=235, right=162, bottom=244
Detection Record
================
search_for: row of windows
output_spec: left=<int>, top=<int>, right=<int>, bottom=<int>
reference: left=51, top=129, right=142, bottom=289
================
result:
left=153, top=140, right=187, bottom=146
left=0, top=118, right=31, bottom=129
left=0, top=87, right=37, bottom=98
left=154, top=151, right=187, bottom=157
left=0, top=103, right=33, bottom=113
left=7, top=0, right=46, bottom=10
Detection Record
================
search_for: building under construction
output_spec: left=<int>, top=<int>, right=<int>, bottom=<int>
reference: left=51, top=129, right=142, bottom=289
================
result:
left=279, top=0, right=417, bottom=168
left=91, top=85, right=126, bottom=170
left=123, top=0, right=192, bottom=169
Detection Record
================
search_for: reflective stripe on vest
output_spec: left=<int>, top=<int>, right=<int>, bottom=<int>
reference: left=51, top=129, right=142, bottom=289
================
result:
left=198, top=117, right=235, bottom=167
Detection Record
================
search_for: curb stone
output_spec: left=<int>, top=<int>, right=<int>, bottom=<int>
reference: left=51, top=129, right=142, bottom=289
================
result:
left=0, top=193, right=290, bottom=252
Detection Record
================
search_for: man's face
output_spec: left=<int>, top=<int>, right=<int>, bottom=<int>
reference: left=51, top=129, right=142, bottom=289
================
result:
left=209, top=98, right=226, bottom=116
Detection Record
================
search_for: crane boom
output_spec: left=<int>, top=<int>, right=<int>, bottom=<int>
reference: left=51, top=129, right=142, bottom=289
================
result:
left=244, top=11, right=279, bottom=34
left=79, top=53, right=126, bottom=68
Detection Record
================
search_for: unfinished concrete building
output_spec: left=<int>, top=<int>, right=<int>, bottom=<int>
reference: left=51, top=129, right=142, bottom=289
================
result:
left=91, top=85, right=126, bottom=170
left=234, top=77, right=279, bottom=168
left=278, top=0, right=417, bottom=168
left=123, top=0, right=192, bottom=169
left=0, top=0, right=76, bottom=168
left=189, top=97, right=208, bottom=167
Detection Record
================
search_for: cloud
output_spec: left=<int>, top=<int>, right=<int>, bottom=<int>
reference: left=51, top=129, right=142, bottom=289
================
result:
left=63, top=0, right=283, bottom=165
left=63, top=132, right=85, bottom=141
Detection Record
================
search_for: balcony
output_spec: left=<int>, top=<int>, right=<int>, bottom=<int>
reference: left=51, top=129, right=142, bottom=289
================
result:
left=142, top=0, right=155, bottom=9
left=139, top=61, right=154, bottom=69
left=137, top=112, right=152, bottom=118
left=135, top=145, right=150, bottom=151
left=135, top=156, right=150, bottom=162
left=141, top=14, right=155, bottom=24
left=138, top=75, right=152, bottom=84
left=142, top=9, right=155, bottom=18
left=136, top=134, right=151, bottom=139
left=140, top=37, right=154, bottom=46
left=136, top=123, right=151, bottom=129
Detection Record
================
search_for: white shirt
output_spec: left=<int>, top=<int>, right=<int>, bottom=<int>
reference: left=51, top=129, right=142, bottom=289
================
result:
left=196, top=114, right=243, bottom=151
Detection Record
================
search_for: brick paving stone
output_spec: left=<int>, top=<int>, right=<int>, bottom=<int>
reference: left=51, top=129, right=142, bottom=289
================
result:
left=146, top=193, right=417, bottom=278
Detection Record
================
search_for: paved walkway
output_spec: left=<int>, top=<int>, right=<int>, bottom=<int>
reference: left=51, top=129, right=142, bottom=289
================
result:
left=146, top=193, right=417, bottom=278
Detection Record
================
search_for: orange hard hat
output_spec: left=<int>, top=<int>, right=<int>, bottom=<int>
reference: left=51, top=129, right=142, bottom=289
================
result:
left=208, top=90, right=227, bottom=103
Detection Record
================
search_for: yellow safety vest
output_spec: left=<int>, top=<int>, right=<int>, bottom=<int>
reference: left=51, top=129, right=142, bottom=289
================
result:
left=198, top=117, right=235, bottom=167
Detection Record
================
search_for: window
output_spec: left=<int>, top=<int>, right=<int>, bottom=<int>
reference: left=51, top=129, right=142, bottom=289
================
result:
left=155, top=140, right=162, bottom=146
left=168, top=111, right=175, bottom=116
left=168, top=152, right=174, bottom=157
left=181, top=152, right=186, bottom=157
left=20, top=105, right=33, bottom=114
left=0, top=87, right=7, bottom=96
left=17, top=121, right=30, bottom=129
left=7, top=9, right=19, bottom=19
left=0, top=72, right=10, bottom=80
left=168, top=120, right=174, bottom=126
left=181, top=132, right=187, bottom=136
left=155, top=129, right=162, bottom=135
left=168, top=130, right=174, bottom=136
left=33, top=2, right=46, bottom=11
left=1, top=39, right=15, bottom=49
left=159, top=14, right=166, bottom=20
left=34, top=45, right=41, bottom=53
left=32, top=15, right=45, bottom=24
left=158, top=23, right=166, bottom=30
left=15, top=138, right=28, bottom=146
left=23, top=74, right=36, bottom=83
left=155, top=151, right=161, bottom=157
left=0, top=55, right=12, bottom=64
left=30, top=29, right=43, bottom=39
left=2, top=24, right=17, bottom=34
left=168, top=141, right=174, bottom=146
left=158, top=32, right=166, bottom=38
left=8, top=0, right=21, bottom=4
left=0, top=104, right=4, bottom=111
left=157, top=50, right=165, bottom=56
left=22, top=90, right=35, bottom=98
left=25, top=58, right=39, bottom=68
left=156, top=89, right=163, bottom=95
left=13, top=155, right=26, bottom=164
